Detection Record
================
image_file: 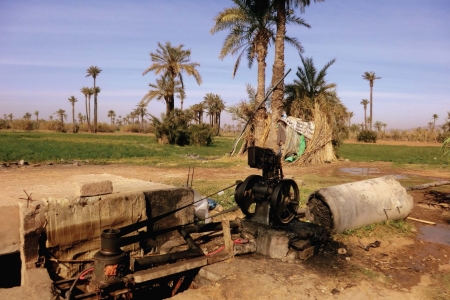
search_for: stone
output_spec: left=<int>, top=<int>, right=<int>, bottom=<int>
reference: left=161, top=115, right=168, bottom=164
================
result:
left=76, top=180, right=113, bottom=197
left=285, top=249, right=298, bottom=263
left=298, top=246, right=315, bottom=260
left=256, top=233, right=289, bottom=259
left=289, top=239, right=311, bottom=251
left=19, top=160, right=28, bottom=166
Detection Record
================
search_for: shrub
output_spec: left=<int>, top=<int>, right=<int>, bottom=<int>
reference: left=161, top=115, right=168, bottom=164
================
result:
left=120, top=124, right=141, bottom=133
left=152, top=109, right=214, bottom=146
left=189, top=124, right=214, bottom=146
left=357, top=130, right=377, bottom=143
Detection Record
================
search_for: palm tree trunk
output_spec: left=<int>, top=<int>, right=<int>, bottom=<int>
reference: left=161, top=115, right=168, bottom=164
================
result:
left=254, top=43, right=267, bottom=146
left=267, top=0, right=286, bottom=150
left=87, top=95, right=91, bottom=132
left=72, top=105, right=75, bottom=132
left=94, top=78, right=97, bottom=133
left=369, top=82, right=373, bottom=131
left=216, top=112, right=221, bottom=136
left=364, top=107, right=367, bottom=130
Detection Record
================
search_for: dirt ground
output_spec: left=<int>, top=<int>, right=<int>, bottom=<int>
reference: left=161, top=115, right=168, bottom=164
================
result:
left=1, top=146, right=449, bottom=299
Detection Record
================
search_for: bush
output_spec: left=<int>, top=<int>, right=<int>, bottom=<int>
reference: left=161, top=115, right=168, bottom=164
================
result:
left=152, top=109, right=214, bottom=146
left=189, top=124, right=214, bottom=146
left=437, top=132, right=450, bottom=143
left=357, top=130, right=378, bottom=143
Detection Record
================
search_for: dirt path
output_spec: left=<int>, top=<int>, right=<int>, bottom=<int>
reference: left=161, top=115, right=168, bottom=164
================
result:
left=1, top=161, right=449, bottom=299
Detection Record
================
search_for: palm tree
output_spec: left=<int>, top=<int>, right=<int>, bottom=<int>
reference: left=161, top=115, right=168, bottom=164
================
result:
left=284, top=55, right=336, bottom=120
left=177, top=89, right=186, bottom=111
left=135, top=102, right=148, bottom=132
left=23, top=112, right=32, bottom=120
left=362, top=71, right=381, bottom=130
left=212, top=0, right=309, bottom=144
left=55, top=109, right=67, bottom=125
left=34, top=111, right=39, bottom=122
left=80, top=87, right=92, bottom=132
left=269, top=0, right=323, bottom=148
left=374, top=121, right=383, bottom=133
left=360, top=99, right=369, bottom=130
left=347, top=111, right=354, bottom=128
left=77, top=113, right=84, bottom=125
left=432, top=114, right=438, bottom=130
left=143, top=41, right=202, bottom=110
left=68, top=95, right=78, bottom=132
left=8, top=113, right=13, bottom=123
left=190, top=103, right=205, bottom=124
left=108, top=110, right=116, bottom=125
left=382, top=122, right=387, bottom=137
left=143, top=74, right=183, bottom=116
left=86, top=66, right=102, bottom=133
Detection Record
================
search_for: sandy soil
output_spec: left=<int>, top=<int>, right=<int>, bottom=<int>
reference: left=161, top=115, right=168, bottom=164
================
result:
left=1, top=154, right=449, bottom=299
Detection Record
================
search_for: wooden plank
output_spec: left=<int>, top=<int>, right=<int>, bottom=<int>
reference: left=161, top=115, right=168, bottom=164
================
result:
left=222, top=220, right=234, bottom=258
left=407, top=217, right=436, bottom=225
left=133, top=256, right=208, bottom=283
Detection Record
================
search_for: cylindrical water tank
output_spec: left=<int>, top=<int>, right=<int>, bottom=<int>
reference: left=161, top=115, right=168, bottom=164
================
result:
left=306, top=176, right=413, bottom=233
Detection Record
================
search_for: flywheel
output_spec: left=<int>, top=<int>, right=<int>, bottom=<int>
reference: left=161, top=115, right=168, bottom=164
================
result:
left=270, top=179, right=299, bottom=224
left=234, top=175, right=262, bottom=218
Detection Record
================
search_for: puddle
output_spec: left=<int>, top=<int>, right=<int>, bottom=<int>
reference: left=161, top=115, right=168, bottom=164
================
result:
left=418, top=224, right=450, bottom=246
left=338, top=167, right=380, bottom=176
left=337, top=168, right=409, bottom=179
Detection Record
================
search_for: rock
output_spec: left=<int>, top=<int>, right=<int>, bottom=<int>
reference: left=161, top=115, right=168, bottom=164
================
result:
left=338, top=248, right=347, bottom=255
left=344, top=159, right=350, bottom=162
left=285, top=249, right=298, bottom=263
left=214, top=204, right=224, bottom=212
left=298, top=246, right=315, bottom=260
left=290, top=239, right=311, bottom=251
left=19, top=160, right=28, bottom=166
left=76, top=180, right=113, bottom=197
left=73, top=161, right=80, bottom=166
left=345, top=257, right=351, bottom=261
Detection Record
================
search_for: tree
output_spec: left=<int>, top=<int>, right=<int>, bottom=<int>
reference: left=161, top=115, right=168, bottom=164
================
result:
left=268, top=0, right=323, bottom=149
left=108, top=110, right=116, bottom=125
left=135, top=102, right=148, bottom=132
left=374, top=121, right=383, bottom=133
left=55, top=109, right=67, bottom=125
left=284, top=55, right=336, bottom=120
left=432, top=114, right=438, bottom=130
left=23, top=112, right=32, bottom=120
left=77, top=113, right=84, bottom=125
left=362, top=71, right=381, bottom=130
left=143, top=75, right=183, bottom=116
left=8, top=113, right=13, bottom=123
left=34, top=111, right=39, bottom=123
left=212, top=0, right=309, bottom=145
left=68, top=95, right=78, bottom=132
left=347, top=111, right=354, bottom=128
left=143, top=41, right=202, bottom=112
left=177, top=89, right=186, bottom=111
left=80, top=87, right=92, bottom=132
left=86, top=66, right=102, bottom=133
left=190, top=103, right=206, bottom=124
left=360, top=99, right=369, bottom=130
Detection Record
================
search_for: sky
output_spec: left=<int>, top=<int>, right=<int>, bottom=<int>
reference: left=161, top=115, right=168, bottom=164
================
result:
left=1, top=0, right=449, bottom=130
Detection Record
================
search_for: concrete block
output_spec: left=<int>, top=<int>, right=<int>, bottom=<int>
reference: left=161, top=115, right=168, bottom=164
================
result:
left=298, top=246, right=315, bottom=260
left=76, top=180, right=113, bottom=197
left=144, top=187, right=194, bottom=243
left=0, top=204, right=20, bottom=255
left=18, top=201, right=46, bottom=278
left=256, top=234, right=289, bottom=259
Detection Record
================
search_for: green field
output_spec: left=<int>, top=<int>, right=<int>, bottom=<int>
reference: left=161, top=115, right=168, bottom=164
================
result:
left=337, top=143, right=448, bottom=166
left=0, top=131, right=448, bottom=167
